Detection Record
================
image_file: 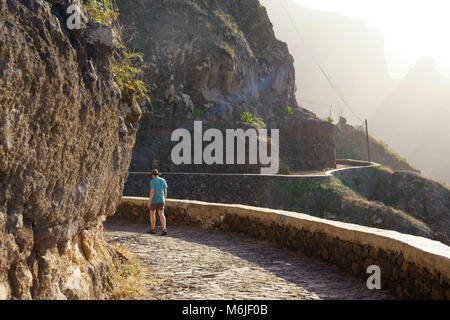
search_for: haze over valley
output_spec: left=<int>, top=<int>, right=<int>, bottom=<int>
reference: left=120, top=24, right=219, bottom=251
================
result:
left=261, top=0, right=450, bottom=184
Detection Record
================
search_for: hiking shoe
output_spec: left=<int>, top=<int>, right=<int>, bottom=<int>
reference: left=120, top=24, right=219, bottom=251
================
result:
left=147, top=230, right=156, bottom=234
left=160, top=230, right=167, bottom=236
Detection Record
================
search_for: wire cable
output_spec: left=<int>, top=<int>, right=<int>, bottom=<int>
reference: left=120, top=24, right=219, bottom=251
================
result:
left=279, top=0, right=365, bottom=124
left=298, top=98, right=331, bottom=108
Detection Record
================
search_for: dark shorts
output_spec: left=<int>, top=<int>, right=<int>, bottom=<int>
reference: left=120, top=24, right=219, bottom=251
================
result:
left=150, top=202, right=165, bottom=211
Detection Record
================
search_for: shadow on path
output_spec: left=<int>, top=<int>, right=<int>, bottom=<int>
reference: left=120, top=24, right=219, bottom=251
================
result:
left=105, top=221, right=394, bottom=300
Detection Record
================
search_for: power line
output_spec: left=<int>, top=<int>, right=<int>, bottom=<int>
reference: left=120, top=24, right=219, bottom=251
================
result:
left=299, top=98, right=337, bottom=119
left=299, top=98, right=337, bottom=122
left=279, top=0, right=364, bottom=124
left=298, top=98, right=331, bottom=108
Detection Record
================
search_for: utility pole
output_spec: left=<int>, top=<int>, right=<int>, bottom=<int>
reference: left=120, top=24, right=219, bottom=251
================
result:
left=365, top=119, right=371, bottom=165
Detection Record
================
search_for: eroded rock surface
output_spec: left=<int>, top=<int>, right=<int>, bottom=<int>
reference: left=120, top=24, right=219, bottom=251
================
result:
left=118, top=0, right=335, bottom=173
left=0, top=0, right=141, bottom=299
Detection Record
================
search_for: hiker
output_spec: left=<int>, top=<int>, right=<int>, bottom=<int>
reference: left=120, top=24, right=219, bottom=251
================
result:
left=147, top=169, right=168, bottom=235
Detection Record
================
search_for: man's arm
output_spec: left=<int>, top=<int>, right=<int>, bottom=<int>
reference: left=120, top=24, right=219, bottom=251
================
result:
left=164, top=180, right=168, bottom=202
left=148, top=189, right=154, bottom=208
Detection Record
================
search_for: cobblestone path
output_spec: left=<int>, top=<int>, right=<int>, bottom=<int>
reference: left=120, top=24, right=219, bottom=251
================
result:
left=104, top=222, right=394, bottom=300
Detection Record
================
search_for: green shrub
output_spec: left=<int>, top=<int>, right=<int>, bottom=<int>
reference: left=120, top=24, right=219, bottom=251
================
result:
left=238, top=111, right=266, bottom=129
left=258, top=55, right=271, bottom=64
left=206, top=23, right=217, bottom=33
left=239, top=111, right=254, bottom=125
left=318, top=184, right=330, bottom=192
left=83, top=1, right=149, bottom=103
left=279, top=163, right=291, bottom=175
left=83, top=0, right=118, bottom=26
left=192, top=108, right=203, bottom=120
left=112, top=45, right=148, bottom=101
left=284, top=106, right=294, bottom=116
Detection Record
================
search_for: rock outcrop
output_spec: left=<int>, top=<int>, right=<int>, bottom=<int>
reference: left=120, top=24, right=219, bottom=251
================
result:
left=0, top=0, right=141, bottom=299
left=117, top=0, right=335, bottom=173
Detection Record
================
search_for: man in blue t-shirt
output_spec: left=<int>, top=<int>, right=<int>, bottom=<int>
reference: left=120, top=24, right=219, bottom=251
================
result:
left=147, top=169, right=168, bottom=235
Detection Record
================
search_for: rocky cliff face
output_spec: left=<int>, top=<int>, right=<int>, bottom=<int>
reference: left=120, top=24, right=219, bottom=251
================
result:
left=117, top=0, right=335, bottom=173
left=0, top=0, right=141, bottom=299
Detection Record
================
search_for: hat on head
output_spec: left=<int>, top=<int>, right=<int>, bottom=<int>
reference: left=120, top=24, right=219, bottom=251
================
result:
left=151, top=169, right=160, bottom=176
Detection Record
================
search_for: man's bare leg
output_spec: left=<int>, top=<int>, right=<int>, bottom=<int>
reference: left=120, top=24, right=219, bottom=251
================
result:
left=150, top=210, right=156, bottom=231
left=158, top=209, right=167, bottom=232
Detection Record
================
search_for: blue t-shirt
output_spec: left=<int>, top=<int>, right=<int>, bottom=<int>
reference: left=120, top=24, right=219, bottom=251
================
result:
left=150, top=177, right=168, bottom=203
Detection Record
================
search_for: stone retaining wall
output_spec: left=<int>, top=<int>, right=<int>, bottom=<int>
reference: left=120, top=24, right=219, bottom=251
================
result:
left=124, top=172, right=332, bottom=208
left=336, top=159, right=373, bottom=166
left=131, top=115, right=336, bottom=174
left=123, top=166, right=378, bottom=210
left=111, top=197, right=450, bottom=300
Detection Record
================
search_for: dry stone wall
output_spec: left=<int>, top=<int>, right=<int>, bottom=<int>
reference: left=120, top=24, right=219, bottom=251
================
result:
left=124, top=172, right=332, bottom=207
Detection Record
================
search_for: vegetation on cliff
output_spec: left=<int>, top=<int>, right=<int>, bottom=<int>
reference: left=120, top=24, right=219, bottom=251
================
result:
left=83, top=0, right=149, bottom=102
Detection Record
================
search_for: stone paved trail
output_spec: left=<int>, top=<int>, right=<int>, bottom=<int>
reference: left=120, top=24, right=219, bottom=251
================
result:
left=104, top=222, right=394, bottom=300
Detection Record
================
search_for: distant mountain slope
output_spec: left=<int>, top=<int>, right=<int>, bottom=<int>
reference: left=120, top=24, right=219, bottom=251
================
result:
left=261, top=1, right=450, bottom=184
left=370, top=57, right=450, bottom=184
left=335, top=118, right=418, bottom=172
left=260, top=0, right=393, bottom=122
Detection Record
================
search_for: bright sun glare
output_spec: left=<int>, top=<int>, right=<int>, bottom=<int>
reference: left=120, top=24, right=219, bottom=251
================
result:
left=292, top=0, right=450, bottom=78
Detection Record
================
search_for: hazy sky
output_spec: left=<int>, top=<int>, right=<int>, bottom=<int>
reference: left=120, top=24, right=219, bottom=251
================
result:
left=290, top=0, right=450, bottom=78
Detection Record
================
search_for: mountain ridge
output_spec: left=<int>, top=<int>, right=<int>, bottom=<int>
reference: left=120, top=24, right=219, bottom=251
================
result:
left=261, top=0, right=450, bottom=184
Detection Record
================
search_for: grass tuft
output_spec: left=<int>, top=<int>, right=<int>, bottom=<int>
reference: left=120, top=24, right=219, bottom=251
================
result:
left=107, top=243, right=154, bottom=300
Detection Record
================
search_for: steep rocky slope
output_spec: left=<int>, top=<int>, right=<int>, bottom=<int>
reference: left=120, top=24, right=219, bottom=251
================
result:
left=335, top=117, right=418, bottom=172
left=259, top=1, right=421, bottom=174
left=262, top=1, right=450, bottom=184
left=370, top=57, right=450, bottom=184
left=257, top=166, right=448, bottom=244
left=0, top=0, right=141, bottom=299
left=117, top=0, right=335, bottom=173
left=260, top=0, right=393, bottom=123
left=330, top=166, right=450, bottom=245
